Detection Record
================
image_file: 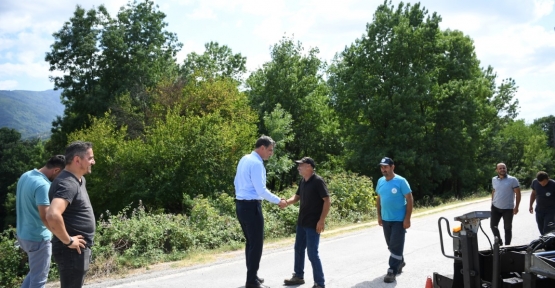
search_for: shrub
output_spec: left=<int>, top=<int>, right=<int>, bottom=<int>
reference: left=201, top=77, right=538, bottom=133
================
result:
left=0, top=228, right=26, bottom=288
left=94, top=202, right=194, bottom=267
left=190, top=195, right=243, bottom=249
left=326, top=172, right=377, bottom=222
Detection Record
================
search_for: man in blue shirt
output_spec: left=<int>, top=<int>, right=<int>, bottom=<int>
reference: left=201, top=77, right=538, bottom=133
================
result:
left=234, top=135, right=287, bottom=288
left=376, top=157, right=413, bottom=283
left=16, top=155, right=65, bottom=288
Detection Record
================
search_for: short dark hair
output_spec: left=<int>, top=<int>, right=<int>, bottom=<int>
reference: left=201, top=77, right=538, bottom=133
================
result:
left=65, top=141, right=93, bottom=164
left=255, top=135, right=275, bottom=148
left=537, top=171, right=549, bottom=182
left=45, top=155, right=66, bottom=169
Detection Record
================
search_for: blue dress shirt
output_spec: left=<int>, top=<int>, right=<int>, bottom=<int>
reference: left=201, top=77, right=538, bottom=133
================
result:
left=234, top=151, right=281, bottom=204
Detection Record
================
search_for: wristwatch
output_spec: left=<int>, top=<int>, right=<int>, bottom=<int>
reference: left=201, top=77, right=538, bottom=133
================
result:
left=64, top=237, right=74, bottom=246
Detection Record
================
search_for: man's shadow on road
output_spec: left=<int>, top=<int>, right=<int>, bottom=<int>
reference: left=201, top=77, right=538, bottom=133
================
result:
left=352, top=276, right=398, bottom=288
left=236, top=277, right=398, bottom=288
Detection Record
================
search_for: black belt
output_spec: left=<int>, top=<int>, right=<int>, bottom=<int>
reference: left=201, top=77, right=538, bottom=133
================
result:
left=235, top=199, right=262, bottom=203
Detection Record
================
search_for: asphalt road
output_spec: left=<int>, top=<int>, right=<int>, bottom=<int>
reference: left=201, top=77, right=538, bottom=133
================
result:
left=82, top=191, right=539, bottom=288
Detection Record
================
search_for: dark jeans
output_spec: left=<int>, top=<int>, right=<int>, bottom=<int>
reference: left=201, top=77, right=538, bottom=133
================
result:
left=536, top=210, right=555, bottom=235
left=490, top=205, right=514, bottom=245
left=52, top=242, right=92, bottom=288
left=236, top=200, right=264, bottom=284
left=382, top=220, right=406, bottom=274
left=294, top=225, right=325, bottom=286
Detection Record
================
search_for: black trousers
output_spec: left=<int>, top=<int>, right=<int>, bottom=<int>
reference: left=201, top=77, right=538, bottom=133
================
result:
left=536, top=210, right=555, bottom=235
left=52, top=242, right=92, bottom=288
left=236, top=200, right=264, bottom=284
left=490, top=205, right=514, bottom=245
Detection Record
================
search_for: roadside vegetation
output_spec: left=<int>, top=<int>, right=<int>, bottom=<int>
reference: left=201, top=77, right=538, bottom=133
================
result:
left=0, top=181, right=494, bottom=287
left=1, top=173, right=376, bottom=286
left=1, top=0, right=554, bottom=287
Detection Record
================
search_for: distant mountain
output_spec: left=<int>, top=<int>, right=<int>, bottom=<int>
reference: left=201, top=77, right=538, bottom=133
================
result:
left=0, top=90, right=65, bottom=139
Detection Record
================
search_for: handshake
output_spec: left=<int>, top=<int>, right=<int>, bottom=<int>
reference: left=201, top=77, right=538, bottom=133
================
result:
left=278, top=198, right=289, bottom=209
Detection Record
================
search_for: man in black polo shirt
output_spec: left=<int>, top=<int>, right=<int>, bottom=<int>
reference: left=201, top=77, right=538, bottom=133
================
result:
left=529, top=171, right=555, bottom=235
left=283, top=157, right=331, bottom=288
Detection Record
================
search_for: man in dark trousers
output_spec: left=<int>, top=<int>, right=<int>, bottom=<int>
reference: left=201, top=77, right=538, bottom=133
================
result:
left=491, top=163, right=521, bottom=246
left=234, top=135, right=287, bottom=288
left=47, top=141, right=96, bottom=288
left=529, top=171, right=555, bottom=235
left=283, top=157, right=331, bottom=288
left=376, top=157, right=413, bottom=283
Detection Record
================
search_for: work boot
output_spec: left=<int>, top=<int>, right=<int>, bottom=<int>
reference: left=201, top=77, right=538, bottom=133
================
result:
left=384, top=269, right=395, bottom=283
left=284, top=274, right=305, bottom=285
left=312, top=284, right=325, bottom=288
left=397, top=261, right=406, bottom=274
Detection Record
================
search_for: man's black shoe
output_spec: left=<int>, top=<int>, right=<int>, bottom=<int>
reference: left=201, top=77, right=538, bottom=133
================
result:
left=397, top=261, right=406, bottom=274
left=257, top=276, right=264, bottom=283
left=245, top=281, right=269, bottom=288
left=384, top=269, right=395, bottom=283
left=284, top=274, right=305, bottom=285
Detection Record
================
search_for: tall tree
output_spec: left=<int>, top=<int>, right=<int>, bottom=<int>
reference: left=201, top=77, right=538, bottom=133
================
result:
left=263, top=104, right=295, bottom=190
left=329, top=0, right=518, bottom=198
left=0, top=128, right=45, bottom=229
left=45, top=6, right=107, bottom=153
left=246, top=36, right=341, bottom=187
left=532, top=115, right=555, bottom=149
left=180, top=42, right=247, bottom=83
left=45, top=0, right=182, bottom=152
left=100, top=0, right=181, bottom=121
left=475, top=71, right=521, bottom=187
left=494, top=120, right=554, bottom=186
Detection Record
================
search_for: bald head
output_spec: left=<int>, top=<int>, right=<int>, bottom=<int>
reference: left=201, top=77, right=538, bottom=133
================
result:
left=496, top=163, right=507, bottom=178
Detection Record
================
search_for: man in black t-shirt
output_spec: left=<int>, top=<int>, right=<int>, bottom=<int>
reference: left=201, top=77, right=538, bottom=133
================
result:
left=283, top=157, right=331, bottom=288
left=47, top=141, right=96, bottom=288
left=529, top=171, right=555, bottom=235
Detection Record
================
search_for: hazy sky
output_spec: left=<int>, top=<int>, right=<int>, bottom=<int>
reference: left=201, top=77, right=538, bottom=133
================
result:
left=1, top=0, right=554, bottom=123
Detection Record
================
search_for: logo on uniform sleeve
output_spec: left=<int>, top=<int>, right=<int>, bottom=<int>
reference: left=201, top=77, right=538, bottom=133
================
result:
left=391, top=188, right=398, bottom=194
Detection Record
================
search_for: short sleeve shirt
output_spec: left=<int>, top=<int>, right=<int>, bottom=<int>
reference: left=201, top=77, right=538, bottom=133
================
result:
left=531, top=179, right=555, bottom=213
left=16, top=169, right=52, bottom=241
left=376, top=174, right=411, bottom=221
left=49, top=170, right=96, bottom=246
left=296, top=174, right=330, bottom=228
left=492, top=175, right=519, bottom=209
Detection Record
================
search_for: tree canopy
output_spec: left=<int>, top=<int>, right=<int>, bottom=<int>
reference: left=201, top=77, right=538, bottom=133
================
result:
left=45, top=0, right=182, bottom=152
left=328, top=0, right=522, bottom=198
left=0, top=128, right=46, bottom=229
left=180, top=41, right=247, bottom=83
left=246, top=36, right=342, bottom=188
left=0, top=0, right=546, bottom=228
